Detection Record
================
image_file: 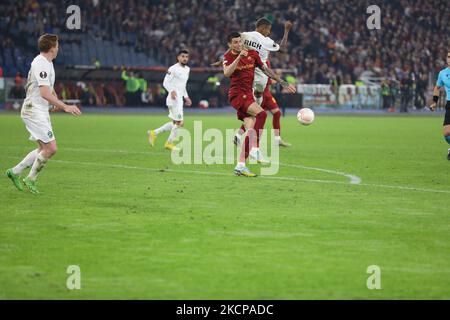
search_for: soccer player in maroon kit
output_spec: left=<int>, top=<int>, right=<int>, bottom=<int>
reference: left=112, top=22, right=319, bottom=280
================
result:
left=223, top=32, right=296, bottom=176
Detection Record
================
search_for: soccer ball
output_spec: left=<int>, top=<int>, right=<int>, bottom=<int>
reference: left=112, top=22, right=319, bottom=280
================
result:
left=198, top=100, right=209, bottom=109
left=297, top=107, right=315, bottom=125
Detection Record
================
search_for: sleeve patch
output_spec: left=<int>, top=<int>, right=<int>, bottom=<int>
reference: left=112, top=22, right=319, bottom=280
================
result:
left=39, top=71, right=48, bottom=79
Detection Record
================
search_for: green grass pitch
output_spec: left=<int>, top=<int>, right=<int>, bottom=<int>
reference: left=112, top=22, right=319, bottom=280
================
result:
left=0, top=112, right=449, bottom=299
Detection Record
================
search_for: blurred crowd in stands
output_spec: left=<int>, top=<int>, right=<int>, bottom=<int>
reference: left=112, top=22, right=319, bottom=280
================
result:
left=1, top=0, right=449, bottom=109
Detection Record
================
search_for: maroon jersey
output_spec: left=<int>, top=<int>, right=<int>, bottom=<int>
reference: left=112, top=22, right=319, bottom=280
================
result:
left=223, top=50, right=264, bottom=97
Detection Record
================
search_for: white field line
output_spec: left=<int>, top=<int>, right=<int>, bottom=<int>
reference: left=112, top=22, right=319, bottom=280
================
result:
left=8, top=146, right=362, bottom=185
left=278, top=162, right=362, bottom=185
left=2, top=154, right=450, bottom=194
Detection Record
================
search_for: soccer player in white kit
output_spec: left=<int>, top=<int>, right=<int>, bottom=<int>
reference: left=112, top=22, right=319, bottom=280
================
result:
left=5, top=34, right=81, bottom=194
left=236, top=18, right=293, bottom=148
left=148, top=50, right=192, bottom=151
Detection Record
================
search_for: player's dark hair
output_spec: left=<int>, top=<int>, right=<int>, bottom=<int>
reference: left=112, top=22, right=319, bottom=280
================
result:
left=227, top=32, right=241, bottom=43
left=38, top=34, right=58, bottom=53
left=255, top=17, right=272, bottom=28
left=178, top=49, right=189, bottom=56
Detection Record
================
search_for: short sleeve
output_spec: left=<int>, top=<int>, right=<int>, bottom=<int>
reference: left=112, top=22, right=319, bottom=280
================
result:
left=436, top=72, right=444, bottom=87
left=166, top=65, right=174, bottom=76
left=262, top=37, right=280, bottom=52
left=33, top=59, right=52, bottom=86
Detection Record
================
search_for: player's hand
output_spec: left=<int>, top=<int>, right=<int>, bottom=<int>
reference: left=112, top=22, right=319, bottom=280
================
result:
left=239, top=50, right=248, bottom=58
left=170, top=91, right=177, bottom=100
left=210, top=60, right=223, bottom=67
left=284, top=21, right=293, bottom=31
left=184, top=97, right=192, bottom=107
left=286, top=84, right=296, bottom=93
left=280, top=83, right=296, bottom=94
left=64, top=104, right=82, bottom=116
left=428, top=102, right=436, bottom=111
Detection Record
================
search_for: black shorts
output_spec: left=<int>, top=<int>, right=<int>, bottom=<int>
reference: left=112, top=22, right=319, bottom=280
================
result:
left=444, top=101, right=450, bottom=126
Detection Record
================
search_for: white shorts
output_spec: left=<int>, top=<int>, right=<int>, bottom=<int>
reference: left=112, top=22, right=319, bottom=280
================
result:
left=253, top=68, right=269, bottom=93
left=166, top=96, right=184, bottom=121
left=22, top=116, right=55, bottom=143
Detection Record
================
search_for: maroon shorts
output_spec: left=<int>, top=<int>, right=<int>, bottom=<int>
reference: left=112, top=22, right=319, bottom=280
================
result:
left=261, top=84, right=279, bottom=111
left=229, top=92, right=255, bottom=121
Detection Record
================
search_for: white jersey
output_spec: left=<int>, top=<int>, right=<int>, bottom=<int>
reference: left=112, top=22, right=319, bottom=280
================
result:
left=163, top=63, right=190, bottom=121
left=21, top=54, right=55, bottom=119
left=163, top=63, right=190, bottom=98
left=241, top=31, right=280, bottom=63
left=241, top=31, right=280, bottom=93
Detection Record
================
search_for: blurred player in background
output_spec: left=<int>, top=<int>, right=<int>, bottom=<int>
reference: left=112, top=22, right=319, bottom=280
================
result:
left=223, top=32, right=295, bottom=176
left=429, top=50, right=450, bottom=160
left=5, top=34, right=82, bottom=194
left=148, top=50, right=192, bottom=151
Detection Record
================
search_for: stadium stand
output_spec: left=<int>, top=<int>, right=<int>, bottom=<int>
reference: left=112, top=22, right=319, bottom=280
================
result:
left=0, top=0, right=448, bottom=108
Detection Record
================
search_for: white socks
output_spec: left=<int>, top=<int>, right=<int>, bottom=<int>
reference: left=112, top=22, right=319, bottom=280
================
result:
left=154, top=122, right=174, bottom=135
left=26, top=152, right=48, bottom=181
left=12, top=149, right=39, bottom=175
left=256, top=95, right=263, bottom=106
left=168, top=125, right=179, bottom=143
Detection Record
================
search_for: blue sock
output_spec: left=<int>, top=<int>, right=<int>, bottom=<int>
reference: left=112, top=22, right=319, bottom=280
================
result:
left=445, top=135, right=450, bottom=145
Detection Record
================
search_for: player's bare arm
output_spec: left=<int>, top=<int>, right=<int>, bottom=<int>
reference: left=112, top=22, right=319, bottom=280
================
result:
left=260, top=65, right=296, bottom=93
left=223, top=50, right=247, bottom=77
left=211, top=60, right=223, bottom=67
left=278, top=21, right=293, bottom=53
left=429, top=85, right=441, bottom=111
left=39, top=85, right=81, bottom=116
left=211, top=49, right=230, bottom=67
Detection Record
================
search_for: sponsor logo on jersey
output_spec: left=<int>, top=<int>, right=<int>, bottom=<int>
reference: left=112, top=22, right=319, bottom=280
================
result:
left=47, top=131, right=53, bottom=138
left=39, top=71, right=48, bottom=79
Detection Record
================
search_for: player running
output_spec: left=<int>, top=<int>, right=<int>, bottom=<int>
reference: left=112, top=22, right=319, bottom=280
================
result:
left=223, top=32, right=296, bottom=177
left=148, top=50, right=192, bottom=151
left=235, top=18, right=294, bottom=148
left=429, top=50, right=450, bottom=160
left=5, top=34, right=82, bottom=194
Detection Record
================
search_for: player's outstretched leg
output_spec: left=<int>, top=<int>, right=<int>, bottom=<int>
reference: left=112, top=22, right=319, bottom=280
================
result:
left=5, top=148, right=40, bottom=191
left=444, top=122, right=450, bottom=160
left=272, top=109, right=291, bottom=147
left=234, top=134, right=256, bottom=177
left=165, top=121, right=182, bottom=151
left=148, top=122, right=174, bottom=147
left=234, top=124, right=246, bottom=147
left=23, top=152, right=48, bottom=194
left=23, top=141, right=56, bottom=194
left=444, top=131, right=450, bottom=160
left=248, top=111, right=270, bottom=164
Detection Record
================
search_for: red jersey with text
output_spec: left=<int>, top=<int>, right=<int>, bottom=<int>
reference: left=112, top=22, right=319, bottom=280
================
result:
left=223, top=50, right=264, bottom=97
